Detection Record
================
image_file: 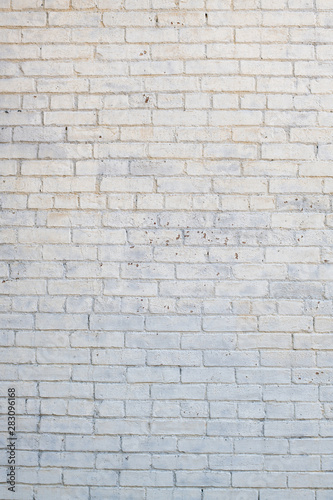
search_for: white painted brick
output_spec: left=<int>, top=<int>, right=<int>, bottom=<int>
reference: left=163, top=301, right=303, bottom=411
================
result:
left=146, top=315, right=200, bottom=331
left=35, top=313, right=88, bottom=330
left=120, top=471, right=173, bottom=487
left=147, top=489, right=201, bottom=500
left=0, top=1, right=331, bottom=496
left=233, top=471, right=286, bottom=488
left=204, top=491, right=258, bottom=500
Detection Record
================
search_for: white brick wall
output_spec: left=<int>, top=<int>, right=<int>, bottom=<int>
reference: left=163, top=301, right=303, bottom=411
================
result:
left=0, top=0, right=333, bottom=498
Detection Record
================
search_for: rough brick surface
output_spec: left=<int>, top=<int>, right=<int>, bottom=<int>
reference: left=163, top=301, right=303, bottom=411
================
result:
left=0, top=0, right=333, bottom=498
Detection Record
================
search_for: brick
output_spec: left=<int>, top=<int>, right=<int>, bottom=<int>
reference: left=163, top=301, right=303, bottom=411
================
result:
left=176, top=471, right=230, bottom=487
left=120, top=471, right=173, bottom=487
left=90, top=314, right=143, bottom=331
left=233, top=472, right=286, bottom=488
left=36, top=314, right=88, bottom=330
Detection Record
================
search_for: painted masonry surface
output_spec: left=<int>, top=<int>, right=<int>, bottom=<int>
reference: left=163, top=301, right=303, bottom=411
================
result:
left=1, top=0, right=333, bottom=498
